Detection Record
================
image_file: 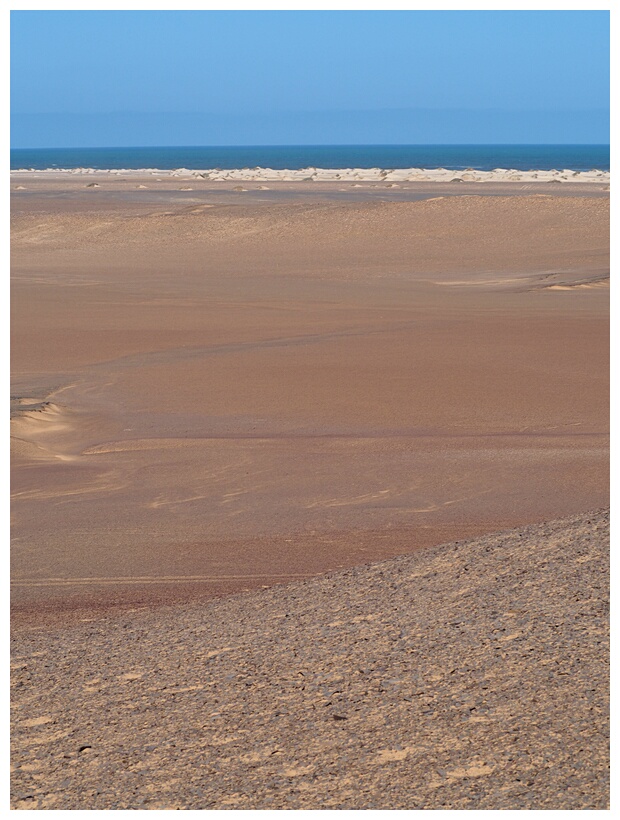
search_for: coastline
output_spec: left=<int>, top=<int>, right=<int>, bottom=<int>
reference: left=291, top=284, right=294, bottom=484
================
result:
left=11, top=166, right=610, bottom=184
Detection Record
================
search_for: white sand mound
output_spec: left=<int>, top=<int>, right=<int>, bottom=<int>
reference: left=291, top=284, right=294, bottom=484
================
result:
left=11, top=167, right=610, bottom=185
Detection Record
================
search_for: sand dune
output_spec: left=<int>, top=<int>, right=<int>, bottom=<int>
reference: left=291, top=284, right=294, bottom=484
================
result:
left=10, top=510, right=609, bottom=809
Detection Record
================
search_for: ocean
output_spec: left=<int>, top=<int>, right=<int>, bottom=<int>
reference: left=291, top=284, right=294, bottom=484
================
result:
left=10, top=144, right=609, bottom=172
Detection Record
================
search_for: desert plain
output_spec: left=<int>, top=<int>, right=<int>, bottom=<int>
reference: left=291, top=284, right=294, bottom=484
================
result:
left=10, top=175, right=609, bottom=808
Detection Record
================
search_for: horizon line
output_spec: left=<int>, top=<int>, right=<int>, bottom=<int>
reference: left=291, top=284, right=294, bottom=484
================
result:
left=11, top=142, right=612, bottom=151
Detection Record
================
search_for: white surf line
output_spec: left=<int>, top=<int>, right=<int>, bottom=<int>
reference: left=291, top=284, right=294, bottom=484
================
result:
left=11, top=573, right=314, bottom=587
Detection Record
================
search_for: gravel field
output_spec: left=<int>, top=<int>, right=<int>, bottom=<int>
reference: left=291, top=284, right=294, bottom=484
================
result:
left=11, top=508, right=609, bottom=810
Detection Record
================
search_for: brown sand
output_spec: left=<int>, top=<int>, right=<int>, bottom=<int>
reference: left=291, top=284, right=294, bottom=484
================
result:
left=10, top=509, right=609, bottom=809
left=11, top=179, right=609, bottom=621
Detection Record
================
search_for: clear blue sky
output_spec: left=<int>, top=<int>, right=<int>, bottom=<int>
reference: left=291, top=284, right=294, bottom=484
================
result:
left=11, top=10, right=610, bottom=147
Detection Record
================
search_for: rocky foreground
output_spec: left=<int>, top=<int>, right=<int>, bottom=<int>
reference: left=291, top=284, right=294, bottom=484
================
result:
left=11, top=509, right=609, bottom=809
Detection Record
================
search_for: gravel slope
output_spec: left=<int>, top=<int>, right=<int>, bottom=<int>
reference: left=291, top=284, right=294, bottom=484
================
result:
left=11, top=509, right=609, bottom=809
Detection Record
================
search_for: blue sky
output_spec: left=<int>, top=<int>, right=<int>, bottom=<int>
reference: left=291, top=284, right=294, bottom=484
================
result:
left=11, top=10, right=610, bottom=147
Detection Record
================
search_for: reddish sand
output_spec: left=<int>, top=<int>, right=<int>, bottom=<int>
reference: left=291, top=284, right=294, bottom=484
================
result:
left=11, top=178, right=609, bottom=622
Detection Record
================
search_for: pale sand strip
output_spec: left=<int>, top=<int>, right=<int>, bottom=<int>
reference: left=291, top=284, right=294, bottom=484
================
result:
left=12, top=574, right=312, bottom=587
left=11, top=166, right=610, bottom=184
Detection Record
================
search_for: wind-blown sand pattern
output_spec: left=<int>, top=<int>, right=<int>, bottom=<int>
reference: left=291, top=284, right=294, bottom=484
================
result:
left=11, top=175, right=609, bottom=807
left=11, top=177, right=609, bottom=619
left=11, top=510, right=609, bottom=809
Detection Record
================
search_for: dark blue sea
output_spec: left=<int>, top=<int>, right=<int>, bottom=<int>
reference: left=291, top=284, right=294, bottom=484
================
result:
left=10, top=145, right=609, bottom=172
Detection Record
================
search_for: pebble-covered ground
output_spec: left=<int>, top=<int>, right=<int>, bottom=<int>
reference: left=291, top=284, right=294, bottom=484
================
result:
left=11, top=509, right=609, bottom=809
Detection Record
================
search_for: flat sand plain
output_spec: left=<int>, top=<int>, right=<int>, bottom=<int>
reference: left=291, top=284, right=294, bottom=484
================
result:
left=11, top=177, right=609, bottom=622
